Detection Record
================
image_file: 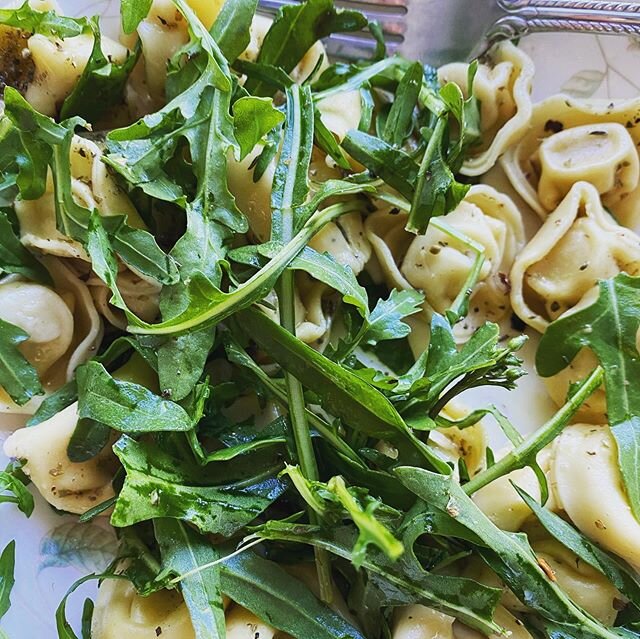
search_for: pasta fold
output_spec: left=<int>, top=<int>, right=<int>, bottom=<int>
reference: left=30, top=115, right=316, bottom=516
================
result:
left=501, top=94, right=640, bottom=231
left=438, top=42, right=534, bottom=176
left=510, top=181, right=640, bottom=332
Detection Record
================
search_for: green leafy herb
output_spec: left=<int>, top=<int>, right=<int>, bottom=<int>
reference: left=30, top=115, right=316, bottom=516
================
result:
left=0, top=208, right=51, bottom=284
left=257, top=521, right=502, bottom=635
left=155, top=519, right=225, bottom=639
left=515, top=486, right=640, bottom=610
left=211, top=0, right=258, bottom=62
left=0, top=541, right=15, bottom=621
left=396, top=467, right=629, bottom=639
left=383, top=62, right=423, bottom=147
left=0, top=462, right=34, bottom=517
left=112, top=467, right=286, bottom=536
left=245, top=0, right=367, bottom=96
left=284, top=466, right=404, bottom=566
left=537, top=274, right=640, bottom=520
left=120, top=0, right=152, bottom=34
left=236, top=307, right=450, bottom=473
left=76, top=361, right=193, bottom=434
left=60, top=17, right=141, bottom=121
left=220, top=549, right=367, bottom=639
left=232, top=96, right=285, bottom=160
left=0, top=317, right=43, bottom=406
left=67, top=418, right=111, bottom=463
left=0, top=2, right=87, bottom=37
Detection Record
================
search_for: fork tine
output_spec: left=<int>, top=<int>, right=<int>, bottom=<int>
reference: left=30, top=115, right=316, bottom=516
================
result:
left=324, top=32, right=402, bottom=62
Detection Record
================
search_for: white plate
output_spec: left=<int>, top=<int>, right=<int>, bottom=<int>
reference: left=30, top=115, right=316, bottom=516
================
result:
left=2, top=2, right=640, bottom=636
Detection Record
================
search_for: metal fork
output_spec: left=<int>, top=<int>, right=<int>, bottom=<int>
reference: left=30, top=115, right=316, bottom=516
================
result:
left=259, top=0, right=640, bottom=66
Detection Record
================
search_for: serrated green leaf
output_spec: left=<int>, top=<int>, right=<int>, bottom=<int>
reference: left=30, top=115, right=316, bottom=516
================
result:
left=76, top=361, right=192, bottom=433
left=537, top=274, right=640, bottom=520
left=0, top=318, right=43, bottom=406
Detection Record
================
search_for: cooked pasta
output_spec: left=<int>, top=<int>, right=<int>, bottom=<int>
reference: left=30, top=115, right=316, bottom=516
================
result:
left=510, top=181, right=640, bottom=332
left=0, top=258, right=102, bottom=413
left=438, top=42, right=534, bottom=176
left=2, top=1, right=640, bottom=637
left=551, top=424, right=640, bottom=570
left=2, top=402, right=117, bottom=514
left=366, top=184, right=524, bottom=341
left=501, top=94, right=640, bottom=231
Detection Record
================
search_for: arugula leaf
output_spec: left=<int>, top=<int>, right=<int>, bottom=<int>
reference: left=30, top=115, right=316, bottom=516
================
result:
left=396, top=467, right=629, bottom=639
left=236, top=307, right=450, bottom=473
left=383, top=62, right=422, bottom=147
left=232, top=96, right=285, bottom=160
left=67, top=418, right=111, bottom=463
left=80, top=598, right=93, bottom=639
left=0, top=462, right=34, bottom=517
left=537, top=274, right=640, bottom=520
left=211, top=0, right=258, bottom=63
left=210, top=417, right=290, bottom=461
left=462, top=367, right=603, bottom=496
left=112, top=463, right=287, bottom=535
left=257, top=522, right=503, bottom=635
left=271, top=84, right=314, bottom=243
left=3, top=89, right=179, bottom=286
left=155, top=519, right=225, bottom=639
left=363, top=289, right=424, bottom=345
left=120, top=0, right=152, bottom=34
left=245, top=0, right=367, bottom=96
left=247, top=243, right=370, bottom=319
left=0, top=317, right=43, bottom=406
left=55, top=573, right=126, bottom=639
left=284, top=466, right=404, bottom=567
left=60, top=17, right=140, bottom=121
left=397, top=315, right=525, bottom=416
left=342, top=131, right=418, bottom=200
left=126, top=199, right=368, bottom=335
left=0, top=2, right=87, bottom=37
left=0, top=541, right=15, bottom=621
left=76, top=361, right=193, bottom=433
left=0, top=208, right=51, bottom=283
left=408, top=118, right=470, bottom=235
left=515, top=486, right=640, bottom=610
left=220, top=549, right=367, bottom=639
left=26, top=381, right=77, bottom=427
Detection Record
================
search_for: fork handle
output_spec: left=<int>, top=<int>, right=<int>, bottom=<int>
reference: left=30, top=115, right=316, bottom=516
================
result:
left=487, top=0, right=640, bottom=42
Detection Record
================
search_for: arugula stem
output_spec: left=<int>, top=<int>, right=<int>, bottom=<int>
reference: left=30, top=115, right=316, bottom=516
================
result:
left=463, top=367, right=604, bottom=495
left=277, top=271, right=334, bottom=603
left=407, top=116, right=446, bottom=234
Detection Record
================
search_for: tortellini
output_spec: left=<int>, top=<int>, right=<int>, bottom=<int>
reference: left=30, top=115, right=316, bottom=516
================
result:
left=542, top=347, right=607, bottom=422
left=392, top=604, right=533, bottom=639
left=3, top=402, right=117, bottom=514
left=530, top=538, right=620, bottom=625
left=551, top=423, right=640, bottom=570
left=91, top=579, right=196, bottom=639
left=452, top=606, right=532, bottom=639
left=510, top=181, right=640, bottom=332
left=365, top=185, right=524, bottom=341
left=501, top=94, right=640, bottom=231
left=0, top=257, right=102, bottom=414
left=24, top=27, right=129, bottom=117
left=88, top=266, right=162, bottom=329
left=472, top=447, right=555, bottom=532
left=91, top=579, right=281, bottom=639
left=16, top=135, right=143, bottom=260
left=438, top=42, right=534, bottom=176
left=392, top=604, right=455, bottom=639
left=429, top=402, right=487, bottom=478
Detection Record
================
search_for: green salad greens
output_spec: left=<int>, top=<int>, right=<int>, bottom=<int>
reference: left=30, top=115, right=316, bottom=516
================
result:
left=2, top=1, right=640, bottom=638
